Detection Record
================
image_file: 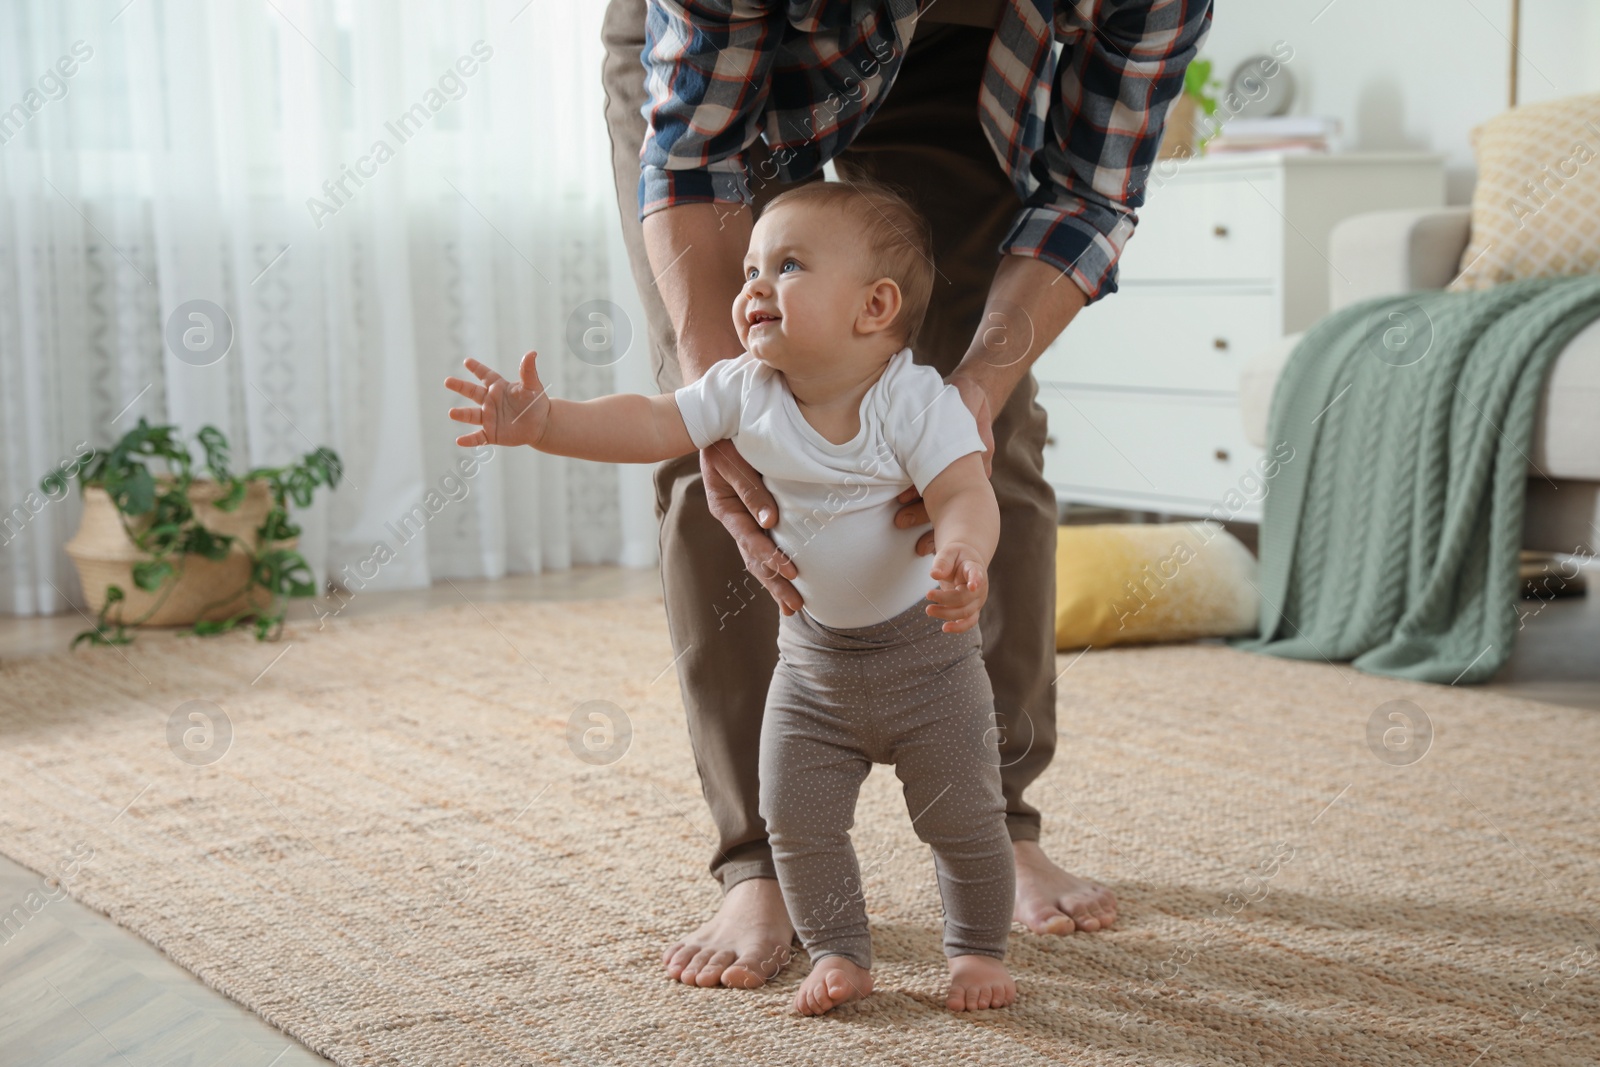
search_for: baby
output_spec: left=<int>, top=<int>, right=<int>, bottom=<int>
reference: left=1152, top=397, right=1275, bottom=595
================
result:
left=446, top=180, right=1015, bottom=1015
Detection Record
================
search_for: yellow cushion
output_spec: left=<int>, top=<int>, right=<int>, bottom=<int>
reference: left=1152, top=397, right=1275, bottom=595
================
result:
left=1449, top=93, right=1600, bottom=290
left=1055, top=522, right=1259, bottom=651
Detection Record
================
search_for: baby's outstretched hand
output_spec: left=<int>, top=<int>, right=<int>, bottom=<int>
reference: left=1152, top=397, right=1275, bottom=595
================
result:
left=926, top=542, right=988, bottom=634
left=445, top=352, right=550, bottom=449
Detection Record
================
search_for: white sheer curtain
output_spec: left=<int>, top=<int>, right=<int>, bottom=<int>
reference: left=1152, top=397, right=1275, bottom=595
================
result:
left=0, top=0, right=655, bottom=617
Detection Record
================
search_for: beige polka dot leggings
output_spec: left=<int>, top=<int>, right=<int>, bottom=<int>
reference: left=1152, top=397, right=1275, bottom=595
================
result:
left=758, top=596, right=1014, bottom=971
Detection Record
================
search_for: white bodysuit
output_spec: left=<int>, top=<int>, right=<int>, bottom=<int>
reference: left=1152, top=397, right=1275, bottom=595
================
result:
left=674, top=347, right=985, bottom=628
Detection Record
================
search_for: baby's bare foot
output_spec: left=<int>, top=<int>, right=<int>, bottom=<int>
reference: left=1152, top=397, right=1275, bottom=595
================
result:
left=794, top=955, right=873, bottom=1015
left=946, top=954, right=1016, bottom=1012
left=662, top=877, right=795, bottom=988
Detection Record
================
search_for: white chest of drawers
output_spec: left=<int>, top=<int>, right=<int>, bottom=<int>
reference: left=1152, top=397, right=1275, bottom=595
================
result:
left=1033, top=151, right=1445, bottom=521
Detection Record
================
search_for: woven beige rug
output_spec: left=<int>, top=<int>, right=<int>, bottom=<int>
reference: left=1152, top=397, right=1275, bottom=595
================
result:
left=1, top=594, right=1595, bottom=1066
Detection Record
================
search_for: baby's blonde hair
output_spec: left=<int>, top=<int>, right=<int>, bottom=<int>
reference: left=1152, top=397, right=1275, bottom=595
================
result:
left=761, top=178, right=935, bottom=348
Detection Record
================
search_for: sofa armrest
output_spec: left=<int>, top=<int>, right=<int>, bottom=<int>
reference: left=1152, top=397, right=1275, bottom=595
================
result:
left=1328, top=207, right=1472, bottom=311
left=1239, top=332, right=1306, bottom=449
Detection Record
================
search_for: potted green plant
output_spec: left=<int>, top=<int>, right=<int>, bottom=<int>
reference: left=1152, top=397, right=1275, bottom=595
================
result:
left=1158, top=57, right=1223, bottom=161
left=44, top=419, right=342, bottom=646
left=1186, top=58, right=1223, bottom=152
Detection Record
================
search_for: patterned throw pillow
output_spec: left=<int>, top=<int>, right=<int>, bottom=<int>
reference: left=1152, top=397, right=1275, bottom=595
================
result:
left=1448, top=93, right=1600, bottom=290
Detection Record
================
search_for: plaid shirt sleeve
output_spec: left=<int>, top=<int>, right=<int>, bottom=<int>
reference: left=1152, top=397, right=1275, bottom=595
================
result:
left=638, top=0, right=1213, bottom=307
left=638, top=2, right=786, bottom=215
left=1001, top=0, right=1213, bottom=304
left=638, top=1, right=917, bottom=216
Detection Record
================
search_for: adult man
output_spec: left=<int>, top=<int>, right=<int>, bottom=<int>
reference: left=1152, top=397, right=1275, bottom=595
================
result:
left=601, top=0, right=1212, bottom=987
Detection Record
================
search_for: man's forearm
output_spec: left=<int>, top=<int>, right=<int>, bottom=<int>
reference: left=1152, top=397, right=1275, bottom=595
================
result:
left=641, top=202, right=753, bottom=383
left=949, top=253, right=1091, bottom=415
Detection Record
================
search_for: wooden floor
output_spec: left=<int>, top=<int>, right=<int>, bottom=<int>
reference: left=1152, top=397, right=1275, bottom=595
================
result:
left=1, top=562, right=1596, bottom=1065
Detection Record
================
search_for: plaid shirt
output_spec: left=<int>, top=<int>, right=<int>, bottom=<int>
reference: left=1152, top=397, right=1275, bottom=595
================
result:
left=639, top=0, right=1213, bottom=303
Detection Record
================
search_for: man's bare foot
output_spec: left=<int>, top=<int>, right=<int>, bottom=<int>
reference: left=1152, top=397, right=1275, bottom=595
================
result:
left=663, top=877, right=796, bottom=988
left=794, top=955, right=873, bottom=1015
left=946, top=954, right=1016, bottom=1011
left=1013, top=840, right=1118, bottom=934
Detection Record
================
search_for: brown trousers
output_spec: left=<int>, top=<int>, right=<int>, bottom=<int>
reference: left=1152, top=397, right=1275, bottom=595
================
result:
left=600, top=0, right=1060, bottom=890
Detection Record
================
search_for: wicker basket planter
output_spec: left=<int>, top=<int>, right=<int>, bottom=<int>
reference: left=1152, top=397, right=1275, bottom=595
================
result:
left=66, top=479, right=291, bottom=627
left=1157, top=93, right=1199, bottom=161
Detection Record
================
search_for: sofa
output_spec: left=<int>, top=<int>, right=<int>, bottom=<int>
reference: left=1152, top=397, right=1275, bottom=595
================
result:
left=1238, top=205, right=1600, bottom=556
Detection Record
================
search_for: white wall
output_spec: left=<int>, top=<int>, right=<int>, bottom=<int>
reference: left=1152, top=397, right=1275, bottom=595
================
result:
left=1203, top=0, right=1600, bottom=203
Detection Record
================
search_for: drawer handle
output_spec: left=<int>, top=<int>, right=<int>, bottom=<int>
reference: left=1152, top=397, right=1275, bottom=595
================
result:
left=1214, top=448, right=1231, bottom=462
left=1213, top=337, right=1229, bottom=351
left=1213, top=224, right=1229, bottom=238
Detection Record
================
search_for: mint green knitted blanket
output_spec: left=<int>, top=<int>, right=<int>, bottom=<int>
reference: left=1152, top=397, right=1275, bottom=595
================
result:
left=1233, top=275, right=1600, bottom=684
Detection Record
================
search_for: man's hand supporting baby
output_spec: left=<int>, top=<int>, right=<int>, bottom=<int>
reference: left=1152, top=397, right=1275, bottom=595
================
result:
left=918, top=451, right=1000, bottom=634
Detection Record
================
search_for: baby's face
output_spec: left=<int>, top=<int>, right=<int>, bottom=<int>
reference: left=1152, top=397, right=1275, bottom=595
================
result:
left=733, top=202, right=885, bottom=370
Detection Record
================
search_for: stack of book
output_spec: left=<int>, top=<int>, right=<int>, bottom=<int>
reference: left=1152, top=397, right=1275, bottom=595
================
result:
left=1206, top=116, right=1342, bottom=155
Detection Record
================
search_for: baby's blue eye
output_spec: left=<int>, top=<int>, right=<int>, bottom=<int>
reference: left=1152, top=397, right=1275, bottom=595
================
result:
left=781, top=259, right=799, bottom=273
left=746, top=267, right=758, bottom=280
